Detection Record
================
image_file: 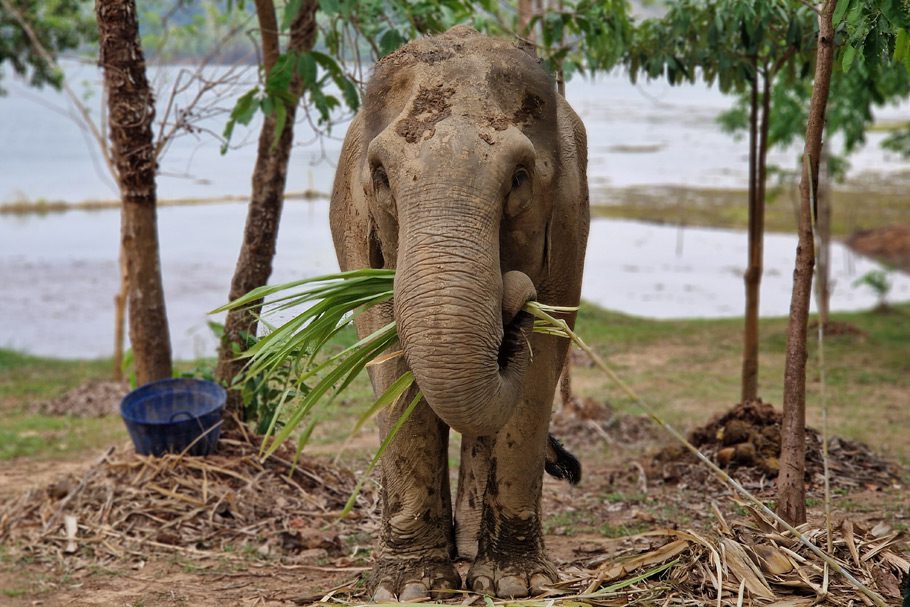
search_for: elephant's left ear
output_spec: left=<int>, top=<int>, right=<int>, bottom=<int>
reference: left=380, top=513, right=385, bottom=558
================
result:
left=544, top=212, right=554, bottom=277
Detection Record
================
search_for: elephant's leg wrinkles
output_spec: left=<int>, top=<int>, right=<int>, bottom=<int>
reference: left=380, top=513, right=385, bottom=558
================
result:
left=466, top=338, right=563, bottom=598
left=454, top=435, right=492, bottom=560
left=370, top=380, right=460, bottom=601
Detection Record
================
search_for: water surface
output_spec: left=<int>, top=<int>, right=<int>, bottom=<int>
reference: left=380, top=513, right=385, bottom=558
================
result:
left=2, top=202, right=906, bottom=359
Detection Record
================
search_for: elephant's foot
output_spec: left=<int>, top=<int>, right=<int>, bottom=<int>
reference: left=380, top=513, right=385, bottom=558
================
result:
left=466, top=506, right=557, bottom=598
left=466, top=554, right=557, bottom=598
left=369, top=554, right=461, bottom=601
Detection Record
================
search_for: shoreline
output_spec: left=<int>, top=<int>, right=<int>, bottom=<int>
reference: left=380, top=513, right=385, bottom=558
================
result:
left=0, top=190, right=329, bottom=216
left=4, top=180, right=906, bottom=236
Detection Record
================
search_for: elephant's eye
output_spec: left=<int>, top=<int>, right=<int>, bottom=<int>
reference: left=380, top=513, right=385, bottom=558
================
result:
left=371, top=165, right=397, bottom=217
left=372, top=166, right=390, bottom=192
left=511, top=168, right=530, bottom=190
left=505, top=167, right=532, bottom=218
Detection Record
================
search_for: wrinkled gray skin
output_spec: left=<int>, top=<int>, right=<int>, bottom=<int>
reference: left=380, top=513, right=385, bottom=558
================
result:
left=330, top=26, right=589, bottom=600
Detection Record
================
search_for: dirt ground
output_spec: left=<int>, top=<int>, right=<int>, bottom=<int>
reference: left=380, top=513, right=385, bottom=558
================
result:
left=0, top=370, right=910, bottom=607
left=2, top=389, right=908, bottom=606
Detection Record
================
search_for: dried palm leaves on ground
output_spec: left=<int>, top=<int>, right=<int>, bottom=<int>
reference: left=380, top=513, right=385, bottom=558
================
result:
left=650, top=400, right=905, bottom=492
left=0, top=429, right=376, bottom=564
left=534, top=506, right=908, bottom=607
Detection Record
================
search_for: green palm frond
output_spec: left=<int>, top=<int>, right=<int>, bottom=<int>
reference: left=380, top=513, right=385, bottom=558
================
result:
left=214, top=269, right=576, bottom=475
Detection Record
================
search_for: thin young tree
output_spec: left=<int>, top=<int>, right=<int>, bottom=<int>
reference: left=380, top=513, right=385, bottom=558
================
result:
left=777, top=0, right=910, bottom=525
left=777, top=0, right=835, bottom=526
left=215, top=0, right=318, bottom=417
left=96, top=0, right=173, bottom=384
left=628, top=0, right=815, bottom=403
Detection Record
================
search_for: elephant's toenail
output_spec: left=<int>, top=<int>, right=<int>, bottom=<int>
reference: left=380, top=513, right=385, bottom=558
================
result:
left=471, top=575, right=494, bottom=594
left=399, top=582, right=429, bottom=601
left=372, top=585, right=397, bottom=602
left=496, top=575, right=531, bottom=598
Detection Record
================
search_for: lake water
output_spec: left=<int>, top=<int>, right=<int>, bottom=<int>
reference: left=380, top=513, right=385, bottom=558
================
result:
left=2, top=202, right=908, bottom=359
left=1, top=63, right=908, bottom=359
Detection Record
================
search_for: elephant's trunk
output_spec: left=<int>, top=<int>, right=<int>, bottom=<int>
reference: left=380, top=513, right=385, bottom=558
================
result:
left=394, top=185, right=535, bottom=437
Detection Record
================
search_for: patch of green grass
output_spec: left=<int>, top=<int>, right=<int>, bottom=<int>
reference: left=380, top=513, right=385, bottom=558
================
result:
left=0, top=412, right=125, bottom=461
left=2, top=588, right=27, bottom=598
left=544, top=510, right=587, bottom=535
left=0, top=349, right=111, bottom=408
left=602, top=491, right=646, bottom=504
left=0, top=349, right=124, bottom=461
left=591, top=183, right=910, bottom=237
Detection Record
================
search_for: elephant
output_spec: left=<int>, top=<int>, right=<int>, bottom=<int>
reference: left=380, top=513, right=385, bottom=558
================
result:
left=329, top=25, right=589, bottom=600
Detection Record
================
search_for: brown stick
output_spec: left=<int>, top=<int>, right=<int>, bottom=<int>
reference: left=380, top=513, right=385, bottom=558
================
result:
left=777, top=0, right=836, bottom=526
left=113, top=243, right=128, bottom=381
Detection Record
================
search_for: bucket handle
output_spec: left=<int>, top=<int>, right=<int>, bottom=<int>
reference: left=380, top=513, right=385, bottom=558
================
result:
left=169, top=411, right=195, bottom=423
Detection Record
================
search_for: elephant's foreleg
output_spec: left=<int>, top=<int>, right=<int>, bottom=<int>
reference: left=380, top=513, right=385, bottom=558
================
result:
left=370, top=378, right=460, bottom=601
left=465, top=341, right=563, bottom=598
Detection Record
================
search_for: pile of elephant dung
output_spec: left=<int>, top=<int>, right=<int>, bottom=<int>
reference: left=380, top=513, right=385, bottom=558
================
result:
left=0, top=428, right=375, bottom=564
left=32, top=379, right=129, bottom=417
left=649, top=400, right=904, bottom=491
left=808, top=319, right=868, bottom=339
left=566, top=505, right=908, bottom=606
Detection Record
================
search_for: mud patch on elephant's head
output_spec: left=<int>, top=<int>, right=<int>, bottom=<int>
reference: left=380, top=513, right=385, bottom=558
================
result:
left=486, top=114, right=510, bottom=131
left=395, top=83, right=455, bottom=143
left=512, top=93, right=545, bottom=125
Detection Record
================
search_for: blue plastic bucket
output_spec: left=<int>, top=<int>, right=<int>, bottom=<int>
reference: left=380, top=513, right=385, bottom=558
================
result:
left=120, top=378, right=226, bottom=456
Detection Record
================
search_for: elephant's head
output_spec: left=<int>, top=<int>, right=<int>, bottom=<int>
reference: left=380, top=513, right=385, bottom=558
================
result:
left=360, top=26, right=564, bottom=437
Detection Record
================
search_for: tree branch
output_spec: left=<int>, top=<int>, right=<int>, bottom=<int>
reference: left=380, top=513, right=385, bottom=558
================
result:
left=1, top=0, right=117, bottom=184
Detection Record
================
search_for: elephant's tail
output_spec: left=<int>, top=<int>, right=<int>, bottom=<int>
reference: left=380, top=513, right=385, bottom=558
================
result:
left=544, top=434, right=581, bottom=485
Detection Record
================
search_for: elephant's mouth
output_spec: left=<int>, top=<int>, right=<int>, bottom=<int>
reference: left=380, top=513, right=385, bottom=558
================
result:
left=498, top=310, right=534, bottom=370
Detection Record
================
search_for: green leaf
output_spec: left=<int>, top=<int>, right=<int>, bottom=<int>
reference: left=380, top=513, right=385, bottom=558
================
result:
left=379, top=29, right=406, bottom=56
left=297, top=52, right=317, bottom=89
left=221, top=87, right=260, bottom=154
left=352, top=371, right=415, bottom=435
left=842, top=44, right=857, bottom=71
left=319, top=0, right=341, bottom=16
left=337, top=76, right=360, bottom=111
left=282, top=0, right=302, bottom=30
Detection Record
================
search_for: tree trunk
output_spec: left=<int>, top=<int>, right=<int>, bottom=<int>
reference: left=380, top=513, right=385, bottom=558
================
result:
left=816, top=141, right=832, bottom=325
left=777, top=0, right=836, bottom=526
left=518, top=0, right=534, bottom=40
left=741, top=61, right=761, bottom=402
left=96, top=0, right=172, bottom=385
left=215, top=1, right=318, bottom=418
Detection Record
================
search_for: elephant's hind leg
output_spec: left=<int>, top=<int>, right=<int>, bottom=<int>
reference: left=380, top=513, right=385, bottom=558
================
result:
left=369, top=384, right=461, bottom=601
